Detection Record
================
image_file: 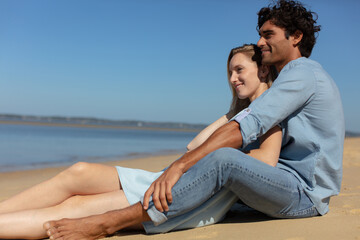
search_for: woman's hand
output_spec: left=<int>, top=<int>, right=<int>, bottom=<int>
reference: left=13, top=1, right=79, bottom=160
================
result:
left=142, top=163, right=185, bottom=212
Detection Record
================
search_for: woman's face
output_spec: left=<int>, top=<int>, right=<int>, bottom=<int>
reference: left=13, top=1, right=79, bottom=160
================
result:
left=229, top=52, right=267, bottom=102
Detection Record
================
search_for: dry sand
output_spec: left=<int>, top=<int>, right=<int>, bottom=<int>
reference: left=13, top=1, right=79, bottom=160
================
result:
left=0, top=138, right=359, bottom=240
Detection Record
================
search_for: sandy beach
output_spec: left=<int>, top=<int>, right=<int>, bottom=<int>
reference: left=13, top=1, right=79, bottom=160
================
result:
left=1, top=138, right=359, bottom=240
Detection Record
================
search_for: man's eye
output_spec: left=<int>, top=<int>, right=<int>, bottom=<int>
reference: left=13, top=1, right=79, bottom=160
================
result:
left=264, top=34, right=271, bottom=39
left=237, top=68, right=243, bottom=73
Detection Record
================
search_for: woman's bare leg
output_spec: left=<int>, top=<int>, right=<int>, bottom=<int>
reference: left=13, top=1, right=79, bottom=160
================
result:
left=0, top=190, right=130, bottom=239
left=0, top=162, right=121, bottom=214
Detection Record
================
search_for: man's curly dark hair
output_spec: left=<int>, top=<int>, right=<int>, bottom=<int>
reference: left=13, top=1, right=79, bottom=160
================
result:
left=257, top=0, right=321, bottom=58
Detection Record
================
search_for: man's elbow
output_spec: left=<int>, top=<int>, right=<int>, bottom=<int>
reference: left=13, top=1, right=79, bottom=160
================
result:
left=224, top=121, right=243, bottom=149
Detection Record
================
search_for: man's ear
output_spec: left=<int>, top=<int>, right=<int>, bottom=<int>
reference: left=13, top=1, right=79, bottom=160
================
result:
left=259, top=65, right=270, bottom=82
left=293, top=30, right=303, bottom=46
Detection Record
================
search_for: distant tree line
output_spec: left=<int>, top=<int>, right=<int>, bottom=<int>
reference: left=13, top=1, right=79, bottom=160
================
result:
left=0, top=114, right=207, bottom=130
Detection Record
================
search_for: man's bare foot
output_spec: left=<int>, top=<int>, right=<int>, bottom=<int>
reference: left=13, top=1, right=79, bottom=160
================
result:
left=44, top=203, right=150, bottom=240
left=44, top=215, right=110, bottom=240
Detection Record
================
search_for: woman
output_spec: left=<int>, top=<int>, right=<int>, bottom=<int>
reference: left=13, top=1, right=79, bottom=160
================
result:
left=0, top=44, right=279, bottom=239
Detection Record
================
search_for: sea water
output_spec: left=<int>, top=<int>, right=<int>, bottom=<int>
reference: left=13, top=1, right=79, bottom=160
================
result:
left=0, top=124, right=198, bottom=172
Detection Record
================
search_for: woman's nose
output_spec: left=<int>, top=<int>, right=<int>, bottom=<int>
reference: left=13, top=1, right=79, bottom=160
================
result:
left=230, top=73, right=237, bottom=84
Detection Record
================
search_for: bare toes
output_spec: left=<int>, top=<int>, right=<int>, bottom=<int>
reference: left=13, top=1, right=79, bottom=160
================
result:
left=49, top=232, right=64, bottom=240
left=45, top=226, right=57, bottom=236
left=44, top=221, right=56, bottom=231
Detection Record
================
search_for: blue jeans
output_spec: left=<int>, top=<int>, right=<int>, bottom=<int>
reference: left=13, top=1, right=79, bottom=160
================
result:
left=142, top=148, right=319, bottom=233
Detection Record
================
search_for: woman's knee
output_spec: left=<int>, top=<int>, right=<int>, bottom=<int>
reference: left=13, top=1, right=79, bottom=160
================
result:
left=66, top=162, right=92, bottom=174
left=58, top=162, right=94, bottom=184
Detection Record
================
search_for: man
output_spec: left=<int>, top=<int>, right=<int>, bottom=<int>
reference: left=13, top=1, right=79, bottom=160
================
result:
left=45, top=0, right=344, bottom=239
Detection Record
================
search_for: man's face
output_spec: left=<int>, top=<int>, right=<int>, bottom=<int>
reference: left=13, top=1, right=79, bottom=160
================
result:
left=257, top=20, right=299, bottom=72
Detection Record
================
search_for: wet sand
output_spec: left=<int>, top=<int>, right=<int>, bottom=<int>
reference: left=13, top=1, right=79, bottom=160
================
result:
left=0, top=138, right=359, bottom=239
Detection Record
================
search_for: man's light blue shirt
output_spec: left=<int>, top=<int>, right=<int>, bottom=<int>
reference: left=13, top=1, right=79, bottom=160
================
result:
left=233, top=57, right=345, bottom=215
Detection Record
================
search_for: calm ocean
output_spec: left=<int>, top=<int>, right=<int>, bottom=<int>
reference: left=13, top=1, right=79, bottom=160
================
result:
left=0, top=124, right=198, bottom=172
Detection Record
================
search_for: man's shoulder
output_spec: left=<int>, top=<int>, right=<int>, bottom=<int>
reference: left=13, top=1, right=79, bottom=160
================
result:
left=280, top=57, right=331, bottom=84
left=278, top=57, right=318, bottom=82
left=283, top=57, right=320, bottom=73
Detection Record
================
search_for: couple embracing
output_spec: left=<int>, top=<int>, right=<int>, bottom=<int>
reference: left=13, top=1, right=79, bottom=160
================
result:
left=0, top=0, right=344, bottom=239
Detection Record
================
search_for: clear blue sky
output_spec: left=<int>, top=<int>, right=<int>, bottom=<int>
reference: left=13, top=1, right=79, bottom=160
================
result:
left=1, top=0, right=359, bottom=132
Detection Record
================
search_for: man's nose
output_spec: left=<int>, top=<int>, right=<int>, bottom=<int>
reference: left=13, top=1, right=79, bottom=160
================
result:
left=257, top=37, right=265, bottom=48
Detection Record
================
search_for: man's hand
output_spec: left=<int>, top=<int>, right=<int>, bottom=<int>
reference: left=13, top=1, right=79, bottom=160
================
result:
left=143, top=162, right=185, bottom=212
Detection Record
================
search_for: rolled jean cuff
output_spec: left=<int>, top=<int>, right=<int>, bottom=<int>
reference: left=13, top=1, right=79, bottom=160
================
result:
left=140, top=196, right=168, bottom=226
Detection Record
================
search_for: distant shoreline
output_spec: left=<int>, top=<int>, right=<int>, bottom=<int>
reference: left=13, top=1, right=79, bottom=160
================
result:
left=0, top=120, right=202, bottom=133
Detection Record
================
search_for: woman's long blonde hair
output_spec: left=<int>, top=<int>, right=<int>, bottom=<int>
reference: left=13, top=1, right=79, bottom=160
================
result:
left=227, top=44, right=277, bottom=118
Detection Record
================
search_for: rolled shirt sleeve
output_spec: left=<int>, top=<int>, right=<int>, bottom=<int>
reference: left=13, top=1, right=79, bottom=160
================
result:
left=232, top=59, right=316, bottom=148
